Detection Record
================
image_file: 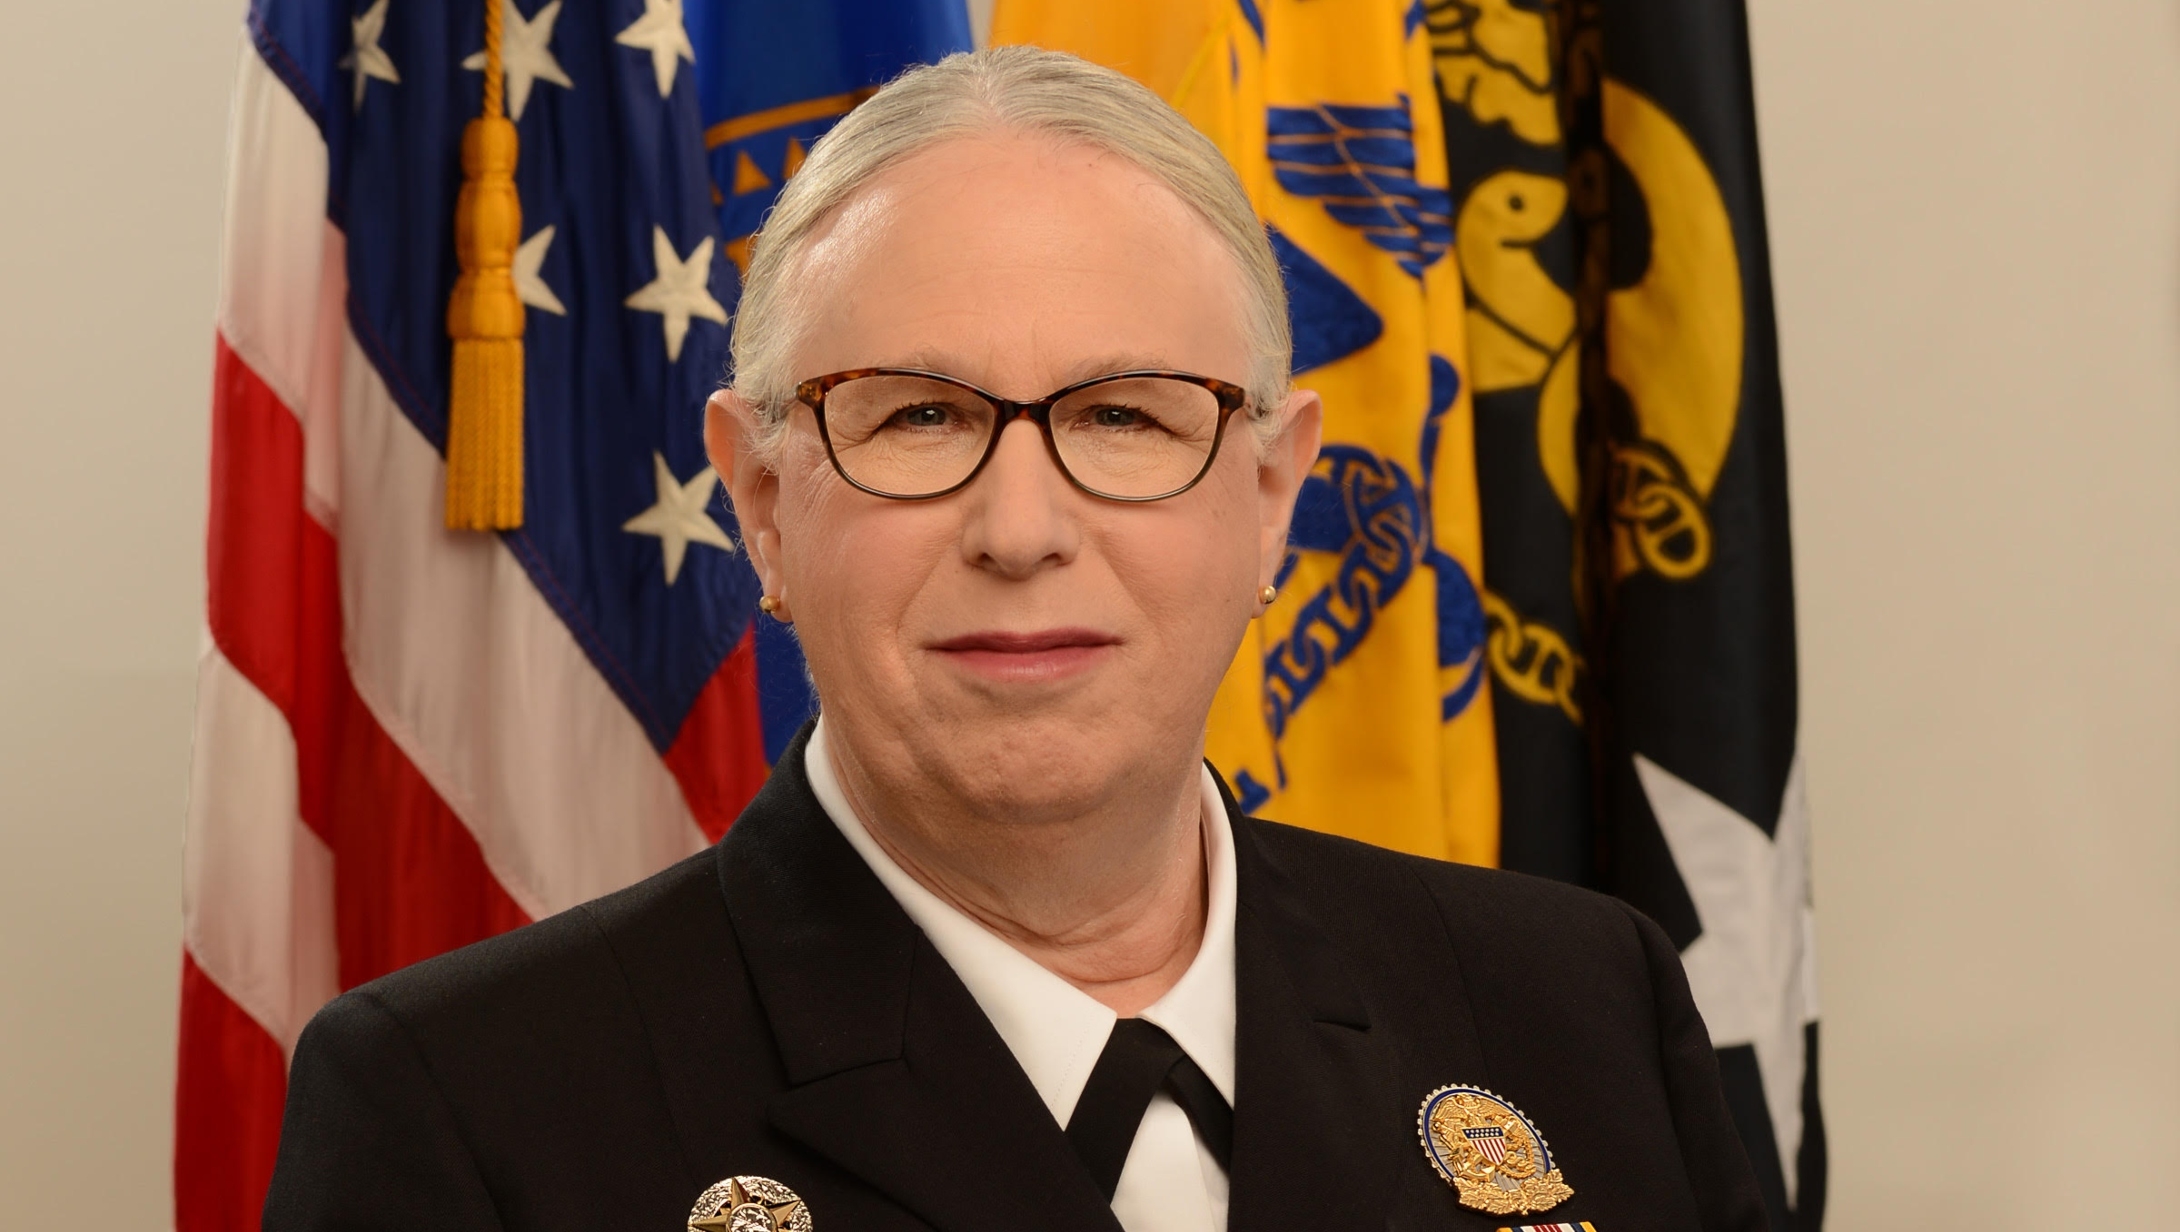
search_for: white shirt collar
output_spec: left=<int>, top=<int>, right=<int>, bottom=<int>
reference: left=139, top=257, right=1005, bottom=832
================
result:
left=803, top=718, right=1237, bottom=1126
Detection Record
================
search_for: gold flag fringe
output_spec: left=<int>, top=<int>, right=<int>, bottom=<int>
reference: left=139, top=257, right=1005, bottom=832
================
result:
left=444, top=0, right=525, bottom=530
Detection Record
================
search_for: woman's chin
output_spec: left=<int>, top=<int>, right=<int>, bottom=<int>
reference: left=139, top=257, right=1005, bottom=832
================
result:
left=886, top=709, right=1158, bottom=810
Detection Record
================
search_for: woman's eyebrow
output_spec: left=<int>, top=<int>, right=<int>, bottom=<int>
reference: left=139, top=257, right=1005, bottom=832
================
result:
left=1056, top=354, right=1175, bottom=383
left=864, top=351, right=1179, bottom=387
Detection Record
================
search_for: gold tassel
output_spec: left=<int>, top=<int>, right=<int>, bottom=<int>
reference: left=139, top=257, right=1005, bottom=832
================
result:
left=444, top=0, right=525, bottom=530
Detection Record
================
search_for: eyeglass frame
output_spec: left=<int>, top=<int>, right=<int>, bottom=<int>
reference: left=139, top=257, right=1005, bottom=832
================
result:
left=791, top=367, right=1251, bottom=503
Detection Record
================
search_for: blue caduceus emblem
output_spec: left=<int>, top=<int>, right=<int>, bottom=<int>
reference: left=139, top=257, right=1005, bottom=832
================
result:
left=1235, top=100, right=1482, bottom=814
left=1262, top=357, right=1486, bottom=749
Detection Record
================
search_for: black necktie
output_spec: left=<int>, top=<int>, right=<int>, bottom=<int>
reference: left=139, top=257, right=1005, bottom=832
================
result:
left=1063, top=1018, right=1234, bottom=1200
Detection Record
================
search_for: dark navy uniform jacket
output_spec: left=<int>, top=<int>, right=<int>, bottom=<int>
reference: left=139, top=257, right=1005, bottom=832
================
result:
left=264, top=726, right=1767, bottom=1232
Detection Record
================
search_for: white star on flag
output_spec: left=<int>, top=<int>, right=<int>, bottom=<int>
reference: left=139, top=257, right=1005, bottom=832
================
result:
left=512, top=225, right=566, bottom=315
left=615, top=0, right=696, bottom=98
left=622, top=452, right=735, bottom=584
left=339, top=0, right=400, bottom=112
left=1637, top=751, right=1819, bottom=1207
left=623, top=227, right=727, bottom=362
left=461, top=0, right=573, bottom=122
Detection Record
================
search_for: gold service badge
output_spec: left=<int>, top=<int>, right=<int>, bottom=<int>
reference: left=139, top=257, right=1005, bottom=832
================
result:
left=687, top=1175, right=811, bottom=1232
left=1417, top=1084, right=1575, bottom=1216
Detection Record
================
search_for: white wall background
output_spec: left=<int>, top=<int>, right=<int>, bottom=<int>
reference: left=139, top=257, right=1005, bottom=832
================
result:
left=0, top=0, right=231, bottom=1224
left=1751, top=0, right=2180, bottom=1223
left=0, top=1, right=2174, bottom=1227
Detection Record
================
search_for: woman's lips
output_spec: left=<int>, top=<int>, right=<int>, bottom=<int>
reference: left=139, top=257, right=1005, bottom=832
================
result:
left=927, top=628, right=1120, bottom=683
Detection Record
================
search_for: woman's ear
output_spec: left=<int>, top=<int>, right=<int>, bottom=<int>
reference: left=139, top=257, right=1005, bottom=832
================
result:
left=705, top=390, right=791, bottom=620
left=1256, top=388, right=1323, bottom=589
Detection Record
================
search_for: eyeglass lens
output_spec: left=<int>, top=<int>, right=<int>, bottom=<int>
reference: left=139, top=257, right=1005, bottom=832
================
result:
left=821, top=374, right=1224, bottom=499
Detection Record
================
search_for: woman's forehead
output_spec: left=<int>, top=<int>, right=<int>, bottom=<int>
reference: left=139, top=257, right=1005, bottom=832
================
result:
left=812, top=131, right=1199, bottom=241
left=788, top=132, right=1255, bottom=390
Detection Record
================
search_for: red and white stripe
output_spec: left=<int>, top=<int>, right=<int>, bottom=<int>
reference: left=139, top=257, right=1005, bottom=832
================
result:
left=176, top=31, right=767, bottom=1229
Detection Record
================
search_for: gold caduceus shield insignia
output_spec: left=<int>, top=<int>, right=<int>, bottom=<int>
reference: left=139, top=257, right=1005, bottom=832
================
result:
left=1417, top=1084, right=1575, bottom=1216
left=687, top=1175, right=812, bottom=1232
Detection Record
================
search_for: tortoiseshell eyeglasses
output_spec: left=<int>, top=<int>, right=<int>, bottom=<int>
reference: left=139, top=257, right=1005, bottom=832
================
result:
left=792, top=368, right=1249, bottom=502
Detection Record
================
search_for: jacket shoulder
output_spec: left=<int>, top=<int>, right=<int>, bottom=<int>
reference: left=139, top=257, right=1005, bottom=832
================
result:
left=272, top=849, right=739, bottom=1229
left=1241, top=820, right=1759, bottom=1231
left=1246, top=816, right=1645, bottom=943
left=300, top=844, right=734, bottom=1082
left=1243, top=815, right=1663, bottom=1025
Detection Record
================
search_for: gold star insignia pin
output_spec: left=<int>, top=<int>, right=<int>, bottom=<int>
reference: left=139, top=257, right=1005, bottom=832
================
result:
left=687, top=1175, right=811, bottom=1232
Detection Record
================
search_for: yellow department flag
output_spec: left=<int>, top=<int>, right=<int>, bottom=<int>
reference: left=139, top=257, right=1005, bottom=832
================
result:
left=994, top=1, right=1499, bottom=864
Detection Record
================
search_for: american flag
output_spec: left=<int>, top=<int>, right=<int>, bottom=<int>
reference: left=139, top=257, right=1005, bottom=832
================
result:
left=174, top=1, right=965, bottom=1226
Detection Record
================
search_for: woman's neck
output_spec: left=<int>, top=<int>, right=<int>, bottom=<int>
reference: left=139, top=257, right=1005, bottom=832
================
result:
left=824, top=729, right=1208, bottom=1017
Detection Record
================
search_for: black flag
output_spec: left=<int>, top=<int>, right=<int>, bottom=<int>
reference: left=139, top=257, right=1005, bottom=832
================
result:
left=1428, top=0, right=1823, bottom=1225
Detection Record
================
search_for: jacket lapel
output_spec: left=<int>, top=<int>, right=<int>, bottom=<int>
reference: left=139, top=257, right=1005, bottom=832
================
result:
left=1222, top=780, right=1409, bottom=1230
left=680, top=732, right=1443, bottom=1231
left=716, top=726, right=1120, bottom=1232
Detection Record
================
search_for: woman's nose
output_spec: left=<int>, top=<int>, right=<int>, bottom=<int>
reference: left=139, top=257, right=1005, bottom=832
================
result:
left=957, top=416, right=1081, bottom=577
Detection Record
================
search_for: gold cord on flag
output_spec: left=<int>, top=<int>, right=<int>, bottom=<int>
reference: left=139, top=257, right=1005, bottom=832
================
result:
left=444, top=0, right=525, bottom=529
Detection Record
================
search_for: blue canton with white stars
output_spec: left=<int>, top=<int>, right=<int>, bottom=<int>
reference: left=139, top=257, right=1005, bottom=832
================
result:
left=250, top=0, right=833, bottom=753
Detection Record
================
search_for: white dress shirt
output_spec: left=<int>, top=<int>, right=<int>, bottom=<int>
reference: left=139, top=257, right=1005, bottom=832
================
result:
left=804, top=720, right=1236, bottom=1232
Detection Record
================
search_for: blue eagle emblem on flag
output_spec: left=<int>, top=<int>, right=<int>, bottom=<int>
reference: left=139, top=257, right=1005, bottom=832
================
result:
left=1267, top=101, right=1455, bottom=277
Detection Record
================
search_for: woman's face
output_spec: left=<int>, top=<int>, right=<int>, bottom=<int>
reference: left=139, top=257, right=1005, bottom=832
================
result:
left=709, top=132, right=1319, bottom=821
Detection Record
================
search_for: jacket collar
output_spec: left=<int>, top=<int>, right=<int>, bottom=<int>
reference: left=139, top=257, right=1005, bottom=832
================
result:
left=714, top=723, right=1119, bottom=1232
left=710, top=724, right=1404, bottom=1231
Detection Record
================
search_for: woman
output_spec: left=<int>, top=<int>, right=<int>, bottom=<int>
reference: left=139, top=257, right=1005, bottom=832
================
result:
left=266, top=46, right=1764, bottom=1232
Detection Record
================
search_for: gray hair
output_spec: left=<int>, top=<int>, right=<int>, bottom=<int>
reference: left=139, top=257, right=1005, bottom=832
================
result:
left=727, top=45, right=1292, bottom=460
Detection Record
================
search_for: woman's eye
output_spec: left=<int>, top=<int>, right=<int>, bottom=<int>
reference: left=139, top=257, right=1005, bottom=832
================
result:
left=893, top=404, right=950, bottom=428
left=1091, top=405, right=1146, bottom=428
